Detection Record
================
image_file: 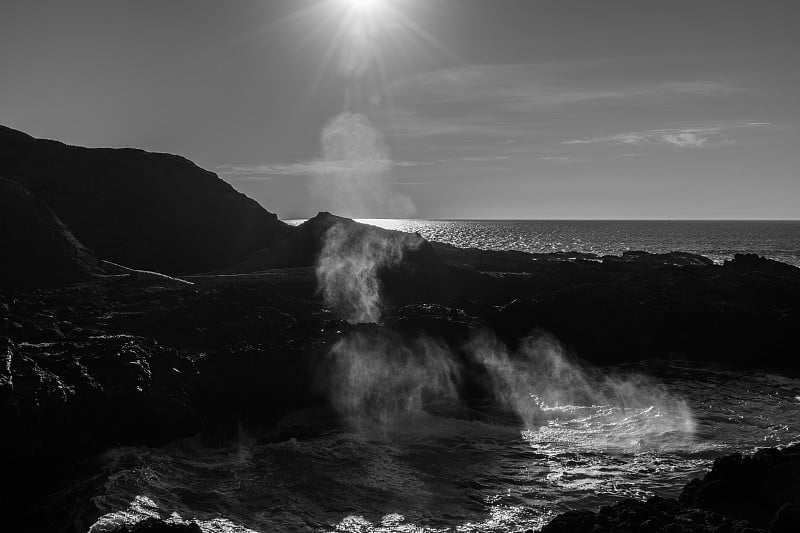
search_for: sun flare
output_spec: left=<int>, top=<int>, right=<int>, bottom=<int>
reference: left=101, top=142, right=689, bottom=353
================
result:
left=335, top=0, right=390, bottom=27
left=341, top=0, right=385, bottom=14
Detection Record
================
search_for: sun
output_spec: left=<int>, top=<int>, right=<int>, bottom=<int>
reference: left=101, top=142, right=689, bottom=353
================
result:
left=335, top=0, right=393, bottom=24
left=271, top=0, right=454, bottom=91
left=342, top=0, right=384, bottom=14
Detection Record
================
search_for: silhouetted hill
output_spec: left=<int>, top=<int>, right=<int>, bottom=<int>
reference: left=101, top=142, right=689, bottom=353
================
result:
left=0, top=125, right=292, bottom=274
left=224, top=212, right=443, bottom=273
left=0, top=177, right=98, bottom=288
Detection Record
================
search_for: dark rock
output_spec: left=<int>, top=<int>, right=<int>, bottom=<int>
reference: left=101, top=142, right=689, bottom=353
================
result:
left=541, top=496, right=762, bottom=533
left=0, top=176, right=98, bottom=288
left=224, top=211, right=444, bottom=273
left=223, top=213, right=459, bottom=319
left=193, top=341, right=320, bottom=445
left=605, top=250, right=716, bottom=267
left=1, top=334, right=200, bottom=470
left=679, top=444, right=800, bottom=528
left=0, top=124, right=292, bottom=274
left=724, top=254, right=799, bottom=276
left=386, top=303, right=483, bottom=342
left=108, top=518, right=202, bottom=533
left=542, top=445, right=800, bottom=533
left=770, top=503, right=800, bottom=533
left=539, top=509, right=597, bottom=533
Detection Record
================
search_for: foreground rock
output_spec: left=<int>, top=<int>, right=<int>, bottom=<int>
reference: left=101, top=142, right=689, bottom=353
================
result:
left=0, top=124, right=292, bottom=274
left=0, top=277, right=337, bottom=532
left=680, top=444, right=800, bottom=528
left=540, top=444, right=800, bottom=533
left=102, top=518, right=202, bottom=533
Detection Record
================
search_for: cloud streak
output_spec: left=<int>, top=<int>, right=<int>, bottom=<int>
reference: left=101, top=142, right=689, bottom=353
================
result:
left=563, top=123, right=771, bottom=149
left=374, top=61, right=745, bottom=143
left=219, top=155, right=512, bottom=180
left=218, top=158, right=436, bottom=180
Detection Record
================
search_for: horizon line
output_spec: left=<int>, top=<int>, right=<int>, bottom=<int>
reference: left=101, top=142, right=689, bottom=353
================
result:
left=281, top=217, right=800, bottom=222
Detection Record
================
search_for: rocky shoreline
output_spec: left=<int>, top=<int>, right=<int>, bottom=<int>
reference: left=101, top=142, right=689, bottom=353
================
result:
left=538, top=443, right=800, bottom=533
left=3, top=241, right=799, bottom=532
left=2, top=126, right=799, bottom=532
left=93, top=444, right=800, bottom=533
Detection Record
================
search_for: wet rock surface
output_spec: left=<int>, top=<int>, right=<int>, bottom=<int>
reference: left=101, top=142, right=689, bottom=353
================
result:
left=105, top=518, right=202, bottom=533
left=679, top=444, right=800, bottom=528
left=539, top=497, right=758, bottom=533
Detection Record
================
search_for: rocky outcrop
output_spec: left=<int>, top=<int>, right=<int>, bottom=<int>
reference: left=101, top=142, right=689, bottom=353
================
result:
left=724, top=253, right=800, bottom=276
left=0, top=125, right=292, bottom=274
left=541, top=444, right=800, bottom=533
left=0, top=279, right=339, bottom=532
left=224, top=211, right=444, bottom=273
left=540, top=497, right=755, bottom=533
left=429, top=247, right=800, bottom=370
left=539, top=444, right=800, bottom=533
left=680, top=444, right=800, bottom=528
left=0, top=334, right=200, bottom=468
left=103, top=518, right=202, bottom=533
left=0, top=176, right=99, bottom=288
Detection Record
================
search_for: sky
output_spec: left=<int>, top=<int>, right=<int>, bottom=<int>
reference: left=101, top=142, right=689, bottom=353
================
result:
left=1, top=0, right=799, bottom=219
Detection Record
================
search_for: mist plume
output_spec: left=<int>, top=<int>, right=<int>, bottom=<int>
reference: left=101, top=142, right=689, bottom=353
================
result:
left=311, top=113, right=419, bottom=324
left=321, top=327, right=696, bottom=448
left=325, top=331, right=459, bottom=426
left=309, top=112, right=414, bottom=219
left=316, top=220, right=423, bottom=324
left=467, top=331, right=696, bottom=446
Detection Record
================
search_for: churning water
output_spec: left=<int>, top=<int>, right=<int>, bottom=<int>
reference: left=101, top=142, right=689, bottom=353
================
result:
left=90, top=363, right=800, bottom=533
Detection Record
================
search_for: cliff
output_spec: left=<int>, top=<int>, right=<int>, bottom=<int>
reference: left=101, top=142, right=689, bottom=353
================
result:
left=0, top=176, right=98, bottom=288
left=0, top=125, right=292, bottom=274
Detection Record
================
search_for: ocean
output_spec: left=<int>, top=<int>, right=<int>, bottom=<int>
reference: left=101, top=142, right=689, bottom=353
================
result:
left=285, top=219, right=800, bottom=267
left=90, top=364, right=800, bottom=532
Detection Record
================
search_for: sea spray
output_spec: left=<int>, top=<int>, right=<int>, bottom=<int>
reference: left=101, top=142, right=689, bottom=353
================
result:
left=467, top=331, right=697, bottom=447
left=323, top=327, right=696, bottom=448
left=316, top=221, right=423, bottom=323
left=325, top=331, right=460, bottom=425
left=311, top=113, right=421, bottom=323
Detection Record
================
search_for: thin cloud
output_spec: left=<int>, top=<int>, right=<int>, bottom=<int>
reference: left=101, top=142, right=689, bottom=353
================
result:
left=662, top=133, right=708, bottom=148
left=219, top=153, right=513, bottom=180
left=385, top=64, right=741, bottom=112
left=539, top=156, right=575, bottom=162
left=377, top=61, right=744, bottom=143
left=564, top=122, right=770, bottom=149
left=218, top=158, right=437, bottom=179
left=460, top=155, right=510, bottom=162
